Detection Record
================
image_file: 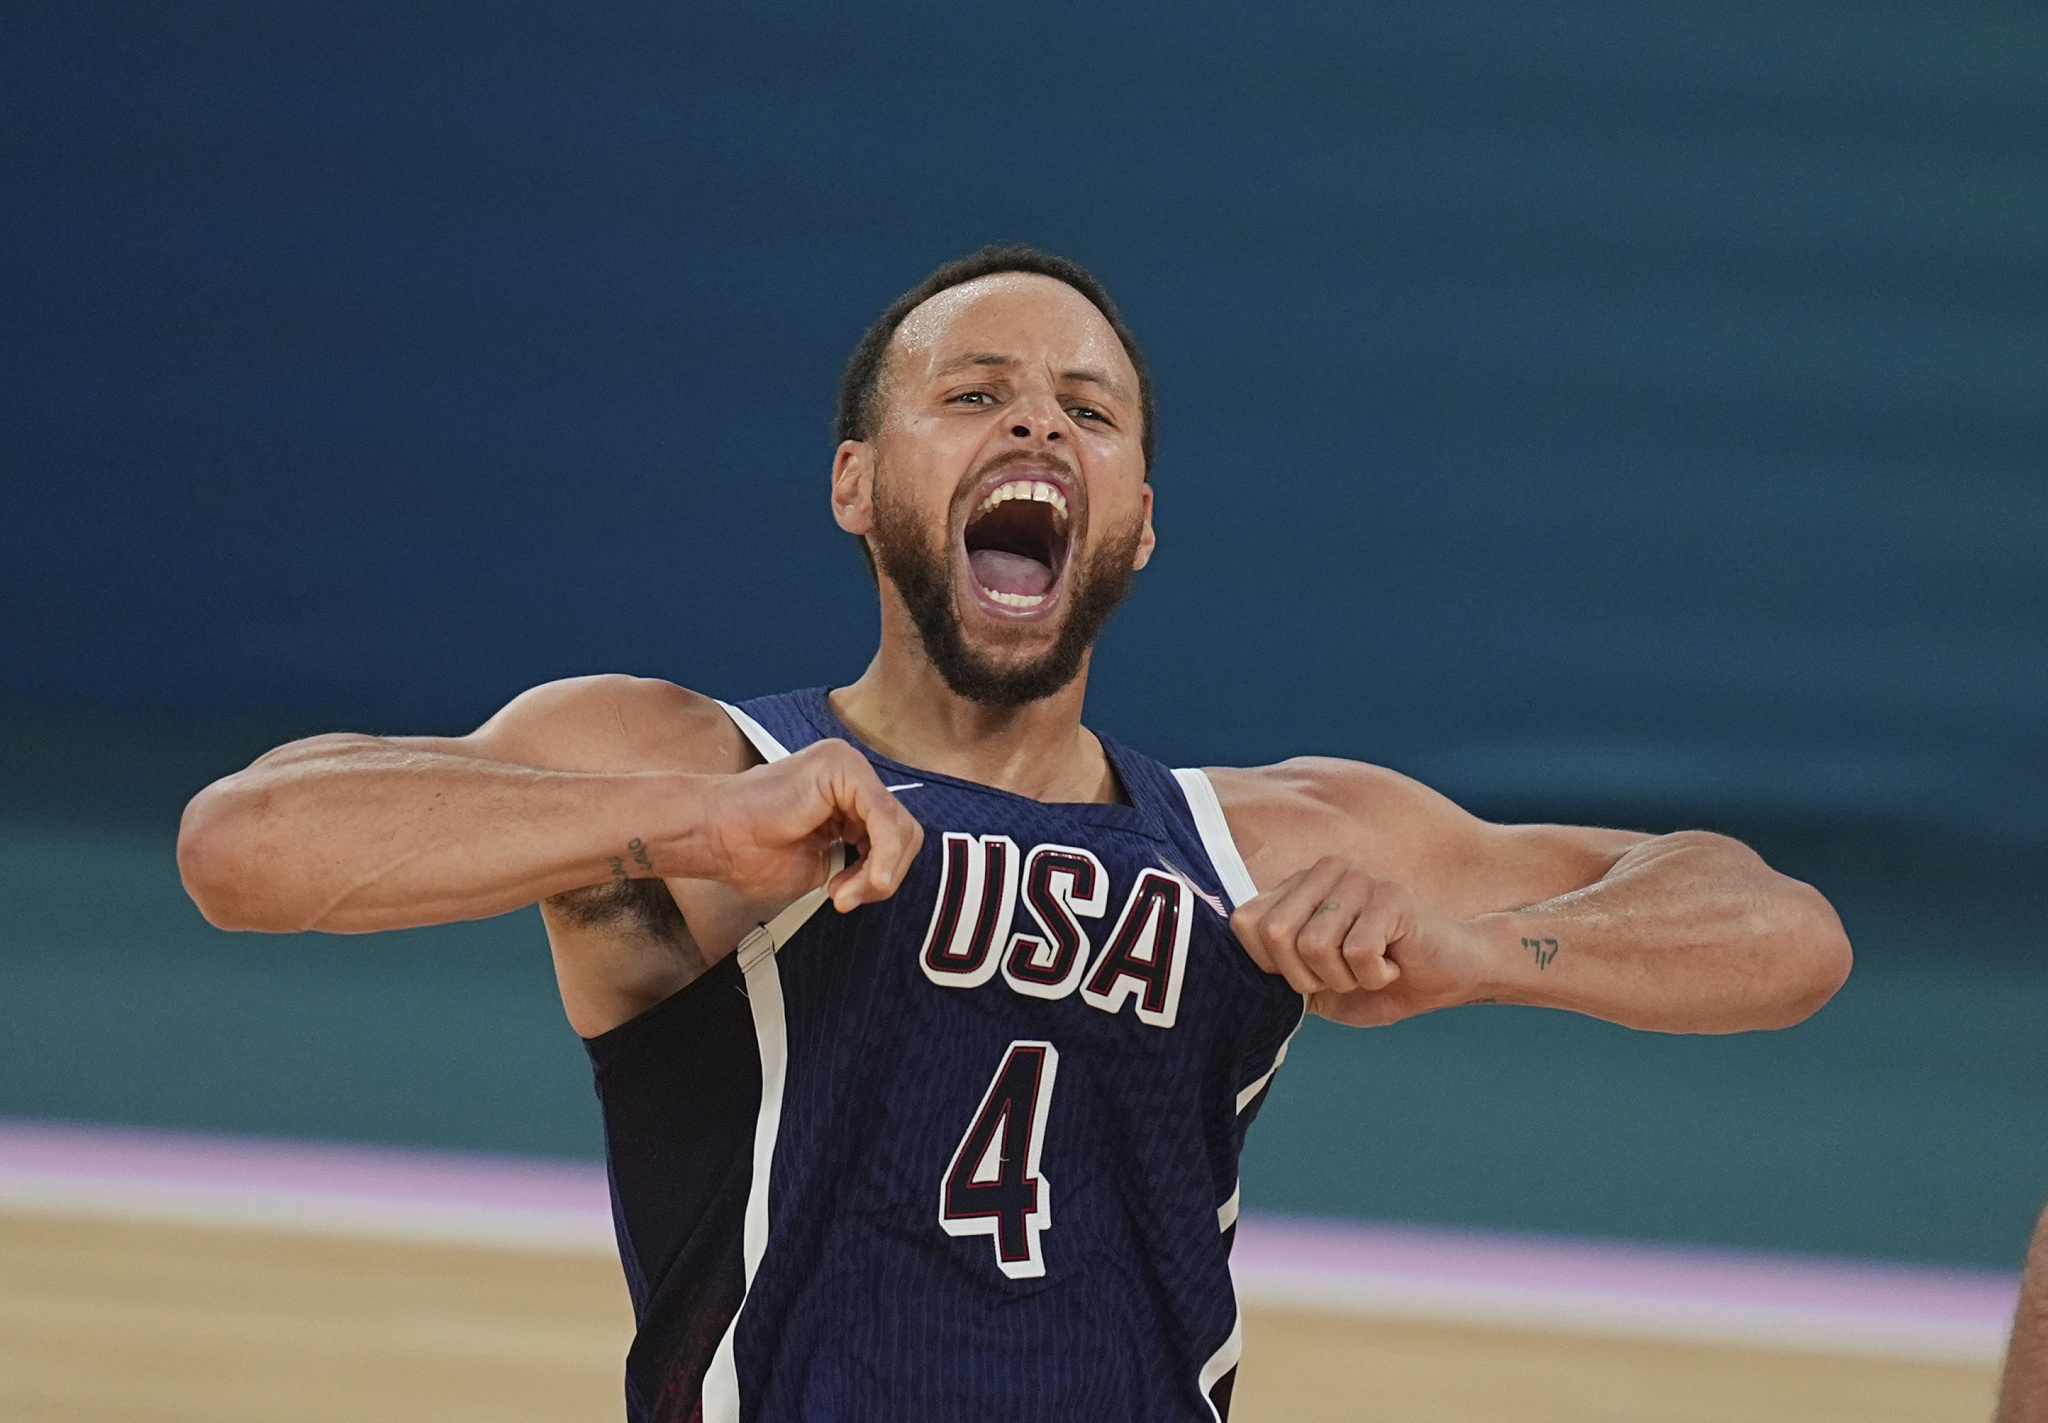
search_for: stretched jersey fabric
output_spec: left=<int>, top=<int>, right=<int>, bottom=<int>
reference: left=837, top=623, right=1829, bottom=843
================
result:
left=585, top=688, right=1305, bottom=1423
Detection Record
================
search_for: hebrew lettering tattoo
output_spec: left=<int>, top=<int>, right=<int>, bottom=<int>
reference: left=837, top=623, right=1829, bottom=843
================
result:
left=1521, top=936, right=1559, bottom=970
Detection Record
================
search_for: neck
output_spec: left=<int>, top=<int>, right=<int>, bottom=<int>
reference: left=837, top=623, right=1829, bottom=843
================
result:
left=829, top=614, right=1119, bottom=805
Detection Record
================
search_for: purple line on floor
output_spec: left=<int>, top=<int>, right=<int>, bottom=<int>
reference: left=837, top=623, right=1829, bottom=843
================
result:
left=1, top=1118, right=2018, bottom=1332
left=0, top=1117, right=610, bottom=1213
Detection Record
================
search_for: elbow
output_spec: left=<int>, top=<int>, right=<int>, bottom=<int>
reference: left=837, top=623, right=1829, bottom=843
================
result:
left=177, top=779, right=299, bottom=932
left=1763, top=880, right=1853, bottom=1029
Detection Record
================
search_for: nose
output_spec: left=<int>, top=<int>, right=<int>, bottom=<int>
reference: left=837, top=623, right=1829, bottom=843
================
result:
left=1005, top=388, right=1066, bottom=444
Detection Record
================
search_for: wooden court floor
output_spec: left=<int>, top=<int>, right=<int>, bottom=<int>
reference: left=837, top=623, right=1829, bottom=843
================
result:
left=0, top=1209, right=2000, bottom=1423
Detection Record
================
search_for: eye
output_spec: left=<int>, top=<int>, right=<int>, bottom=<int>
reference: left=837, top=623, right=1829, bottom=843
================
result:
left=949, top=390, right=996, bottom=407
left=1068, top=403, right=1111, bottom=424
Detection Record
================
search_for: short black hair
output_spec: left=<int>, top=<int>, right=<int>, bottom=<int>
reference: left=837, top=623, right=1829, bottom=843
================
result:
left=835, top=245, right=1155, bottom=471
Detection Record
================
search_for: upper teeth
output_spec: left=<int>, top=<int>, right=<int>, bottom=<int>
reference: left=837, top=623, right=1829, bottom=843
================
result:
left=975, top=479, right=1069, bottom=525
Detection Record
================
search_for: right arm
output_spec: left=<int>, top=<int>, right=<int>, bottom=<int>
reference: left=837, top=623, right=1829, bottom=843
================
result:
left=177, top=675, right=918, bottom=933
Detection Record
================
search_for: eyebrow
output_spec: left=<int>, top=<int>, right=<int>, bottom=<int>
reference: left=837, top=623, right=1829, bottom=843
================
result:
left=932, top=351, right=1133, bottom=402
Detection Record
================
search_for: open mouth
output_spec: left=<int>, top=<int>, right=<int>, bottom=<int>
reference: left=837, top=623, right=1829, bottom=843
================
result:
left=962, top=476, right=1072, bottom=614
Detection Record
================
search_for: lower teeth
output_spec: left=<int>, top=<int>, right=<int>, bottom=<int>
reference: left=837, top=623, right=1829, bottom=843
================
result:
left=986, top=589, right=1047, bottom=608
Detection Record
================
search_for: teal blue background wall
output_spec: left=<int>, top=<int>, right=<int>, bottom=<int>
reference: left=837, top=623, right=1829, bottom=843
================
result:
left=4, top=2, right=2044, bottom=1268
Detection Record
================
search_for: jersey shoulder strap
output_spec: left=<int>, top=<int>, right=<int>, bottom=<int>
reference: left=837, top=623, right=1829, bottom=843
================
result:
left=720, top=689, right=832, bottom=763
left=712, top=690, right=843, bottom=971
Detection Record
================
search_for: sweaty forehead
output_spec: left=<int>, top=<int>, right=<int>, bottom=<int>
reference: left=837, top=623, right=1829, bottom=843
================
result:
left=888, top=273, right=1135, bottom=388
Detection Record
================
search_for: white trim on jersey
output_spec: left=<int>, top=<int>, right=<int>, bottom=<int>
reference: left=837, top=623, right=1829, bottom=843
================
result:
left=1196, top=1016, right=1303, bottom=1423
left=1169, top=767, right=1260, bottom=910
left=700, top=935, right=790, bottom=1423
left=1217, top=1180, right=1241, bottom=1233
left=702, top=701, right=801, bottom=1423
left=1196, top=1307, right=1245, bottom=1421
left=719, top=698, right=794, bottom=762
left=1173, top=767, right=1304, bottom=1421
left=1233, top=1030, right=1295, bottom=1113
left=736, top=848, right=842, bottom=974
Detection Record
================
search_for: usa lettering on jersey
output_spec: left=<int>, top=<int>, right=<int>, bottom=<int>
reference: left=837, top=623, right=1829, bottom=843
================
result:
left=917, top=834, right=1194, bottom=1029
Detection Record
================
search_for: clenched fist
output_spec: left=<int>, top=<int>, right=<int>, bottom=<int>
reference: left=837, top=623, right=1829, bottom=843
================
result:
left=698, top=739, right=925, bottom=911
left=1229, top=856, right=1492, bottom=1027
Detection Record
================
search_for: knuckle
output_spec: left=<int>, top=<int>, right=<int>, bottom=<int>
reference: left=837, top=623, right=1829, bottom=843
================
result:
left=1297, top=920, right=1339, bottom=957
left=1341, top=938, right=1385, bottom=970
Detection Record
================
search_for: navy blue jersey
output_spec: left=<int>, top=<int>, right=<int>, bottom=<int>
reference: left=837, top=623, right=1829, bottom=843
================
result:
left=586, top=689, right=1305, bottom=1423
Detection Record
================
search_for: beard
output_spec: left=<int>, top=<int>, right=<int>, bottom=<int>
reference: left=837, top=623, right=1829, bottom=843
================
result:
left=868, top=472, right=1142, bottom=709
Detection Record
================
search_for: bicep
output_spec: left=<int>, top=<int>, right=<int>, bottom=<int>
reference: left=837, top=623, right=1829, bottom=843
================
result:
left=445, top=674, right=754, bottom=775
left=1213, top=758, right=1647, bottom=918
left=1429, top=820, right=1649, bottom=918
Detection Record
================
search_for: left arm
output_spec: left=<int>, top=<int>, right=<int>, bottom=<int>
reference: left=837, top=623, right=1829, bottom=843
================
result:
left=1209, top=759, right=1851, bottom=1033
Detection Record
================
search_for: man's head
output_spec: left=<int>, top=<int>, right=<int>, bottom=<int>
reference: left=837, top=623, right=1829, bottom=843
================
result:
left=832, top=248, right=1157, bottom=708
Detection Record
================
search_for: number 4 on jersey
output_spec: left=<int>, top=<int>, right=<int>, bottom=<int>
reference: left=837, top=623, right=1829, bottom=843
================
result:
left=939, top=1041, right=1059, bottom=1279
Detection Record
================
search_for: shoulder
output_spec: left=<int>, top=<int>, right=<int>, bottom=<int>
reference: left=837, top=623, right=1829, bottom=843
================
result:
left=1201, top=758, right=1477, bottom=873
left=1204, top=756, right=1470, bottom=831
left=1199, top=758, right=1531, bottom=910
left=463, top=674, right=756, bottom=775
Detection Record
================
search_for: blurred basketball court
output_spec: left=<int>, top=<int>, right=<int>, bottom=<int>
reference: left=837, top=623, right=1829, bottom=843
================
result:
left=0, top=1122, right=2007, bottom=1422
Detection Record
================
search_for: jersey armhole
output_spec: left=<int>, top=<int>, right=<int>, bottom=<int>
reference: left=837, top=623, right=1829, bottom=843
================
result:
left=717, top=700, right=792, bottom=764
left=1170, top=767, right=1260, bottom=909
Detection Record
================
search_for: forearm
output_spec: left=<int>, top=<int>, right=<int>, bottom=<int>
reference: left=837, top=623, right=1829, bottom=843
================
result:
left=1469, top=831, right=1850, bottom=1032
left=2000, top=1198, right=2048, bottom=1422
left=178, top=736, right=723, bottom=933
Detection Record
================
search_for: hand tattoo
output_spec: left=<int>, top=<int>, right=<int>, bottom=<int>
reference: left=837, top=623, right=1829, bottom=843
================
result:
left=1522, top=936, right=1560, bottom=970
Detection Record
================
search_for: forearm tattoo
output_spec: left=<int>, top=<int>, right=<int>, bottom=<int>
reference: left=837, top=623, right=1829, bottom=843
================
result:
left=606, top=836, right=657, bottom=883
left=1522, top=936, right=1560, bottom=970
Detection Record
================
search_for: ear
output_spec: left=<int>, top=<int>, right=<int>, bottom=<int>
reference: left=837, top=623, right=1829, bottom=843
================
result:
left=1131, top=482, right=1157, bottom=570
left=832, top=441, right=875, bottom=536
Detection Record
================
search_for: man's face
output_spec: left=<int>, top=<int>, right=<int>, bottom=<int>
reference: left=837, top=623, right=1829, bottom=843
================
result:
left=834, top=273, right=1155, bottom=706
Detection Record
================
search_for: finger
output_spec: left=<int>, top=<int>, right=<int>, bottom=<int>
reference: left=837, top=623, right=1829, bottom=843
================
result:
left=1291, top=873, right=1371, bottom=995
left=858, top=787, right=921, bottom=906
left=1243, top=901, right=1332, bottom=995
left=826, top=855, right=864, bottom=906
left=1230, top=868, right=1312, bottom=979
left=829, top=769, right=921, bottom=911
left=1230, top=905, right=1276, bottom=973
left=1252, top=860, right=1358, bottom=993
left=1340, top=912, right=1401, bottom=991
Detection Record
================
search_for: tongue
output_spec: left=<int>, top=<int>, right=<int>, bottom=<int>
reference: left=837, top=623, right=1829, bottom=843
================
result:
left=970, top=548, right=1054, bottom=597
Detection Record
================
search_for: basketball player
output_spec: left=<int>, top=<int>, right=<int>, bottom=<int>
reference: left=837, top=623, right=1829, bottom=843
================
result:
left=178, top=247, right=1853, bottom=1422
left=2001, top=1197, right=2048, bottom=1421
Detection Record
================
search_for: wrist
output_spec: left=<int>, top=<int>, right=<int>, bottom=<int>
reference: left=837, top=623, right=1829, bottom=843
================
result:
left=600, top=769, right=724, bottom=881
left=1464, top=911, right=1558, bottom=1007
